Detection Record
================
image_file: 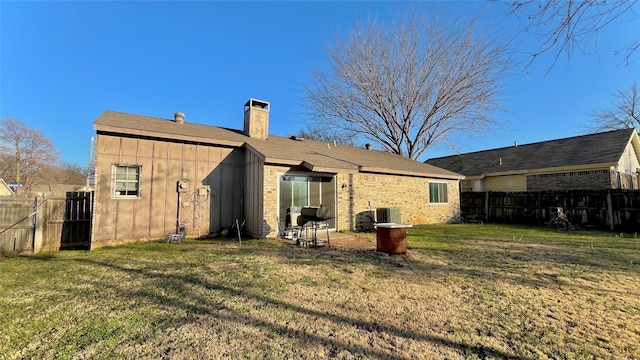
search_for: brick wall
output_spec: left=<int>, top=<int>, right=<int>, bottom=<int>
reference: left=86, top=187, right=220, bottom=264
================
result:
left=260, top=167, right=460, bottom=237
left=527, top=170, right=611, bottom=191
left=335, top=173, right=460, bottom=231
left=262, top=165, right=285, bottom=237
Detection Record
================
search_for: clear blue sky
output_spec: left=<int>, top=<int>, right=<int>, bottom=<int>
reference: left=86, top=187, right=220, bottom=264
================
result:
left=2, top=1, right=639, bottom=166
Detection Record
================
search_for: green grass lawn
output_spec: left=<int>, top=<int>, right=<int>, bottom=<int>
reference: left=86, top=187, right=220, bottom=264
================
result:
left=1, top=224, right=639, bottom=359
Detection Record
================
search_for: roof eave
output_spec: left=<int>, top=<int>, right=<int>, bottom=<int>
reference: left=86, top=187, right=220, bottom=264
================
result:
left=360, top=166, right=465, bottom=180
left=472, top=162, right=618, bottom=178
left=262, top=157, right=301, bottom=167
left=94, top=124, right=245, bottom=148
left=300, top=161, right=358, bottom=174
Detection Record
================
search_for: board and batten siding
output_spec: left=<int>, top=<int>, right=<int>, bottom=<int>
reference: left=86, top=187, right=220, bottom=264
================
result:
left=92, top=133, right=244, bottom=247
left=244, top=149, right=265, bottom=238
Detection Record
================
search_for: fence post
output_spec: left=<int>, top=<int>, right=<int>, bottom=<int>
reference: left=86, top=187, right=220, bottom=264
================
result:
left=33, top=196, right=44, bottom=253
left=485, top=192, right=490, bottom=219
left=606, top=190, right=615, bottom=231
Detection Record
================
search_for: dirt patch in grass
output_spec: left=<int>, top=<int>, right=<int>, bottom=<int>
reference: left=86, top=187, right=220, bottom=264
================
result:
left=277, top=231, right=377, bottom=251
left=1, top=225, right=639, bottom=359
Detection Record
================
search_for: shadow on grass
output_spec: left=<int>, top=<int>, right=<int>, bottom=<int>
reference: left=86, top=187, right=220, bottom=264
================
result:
left=281, top=236, right=640, bottom=306
left=13, top=229, right=639, bottom=357
left=73, top=254, right=525, bottom=360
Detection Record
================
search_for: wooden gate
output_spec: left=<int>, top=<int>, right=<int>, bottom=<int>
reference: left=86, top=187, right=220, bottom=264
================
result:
left=63, top=191, right=93, bottom=249
left=0, top=191, right=93, bottom=254
left=41, top=192, right=93, bottom=251
left=0, top=196, right=37, bottom=254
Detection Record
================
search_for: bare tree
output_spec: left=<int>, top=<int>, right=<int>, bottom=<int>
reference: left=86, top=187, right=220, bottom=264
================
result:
left=291, top=124, right=357, bottom=146
left=302, top=13, right=511, bottom=160
left=56, top=161, right=89, bottom=185
left=509, top=0, right=639, bottom=71
left=589, top=81, right=640, bottom=132
left=0, top=118, right=59, bottom=193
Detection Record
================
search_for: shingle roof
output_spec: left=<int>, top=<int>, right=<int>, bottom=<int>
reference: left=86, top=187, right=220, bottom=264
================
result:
left=425, top=129, right=637, bottom=177
left=94, top=110, right=248, bottom=147
left=245, top=135, right=464, bottom=178
left=94, top=110, right=463, bottom=179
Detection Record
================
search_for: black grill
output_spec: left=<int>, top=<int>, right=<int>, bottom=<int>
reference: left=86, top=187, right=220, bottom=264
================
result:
left=298, top=206, right=331, bottom=226
left=297, top=206, right=332, bottom=248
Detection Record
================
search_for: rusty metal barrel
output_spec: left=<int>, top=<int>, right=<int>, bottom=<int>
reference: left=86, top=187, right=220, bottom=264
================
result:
left=375, top=223, right=412, bottom=254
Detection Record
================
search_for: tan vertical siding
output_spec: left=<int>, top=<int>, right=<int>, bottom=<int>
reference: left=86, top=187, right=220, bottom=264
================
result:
left=132, top=138, right=151, bottom=239
left=166, top=142, right=183, bottom=239
left=92, top=134, right=245, bottom=247
left=150, top=141, right=169, bottom=237
left=244, top=150, right=264, bottom=237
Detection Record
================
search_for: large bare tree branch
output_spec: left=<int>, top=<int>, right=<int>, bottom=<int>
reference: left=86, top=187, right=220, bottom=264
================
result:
left=589, top=81, right=640, bottom=132
left=302, top=13, right=511, bottom=160
left=509, top=0, right=639, bottom=73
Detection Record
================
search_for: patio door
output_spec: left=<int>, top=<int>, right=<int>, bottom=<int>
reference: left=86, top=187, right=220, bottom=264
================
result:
left=278, top=174, right=336, bottom=230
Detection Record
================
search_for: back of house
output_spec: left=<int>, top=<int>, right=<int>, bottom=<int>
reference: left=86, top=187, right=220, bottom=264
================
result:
left=91, top=99, right=464, bottom=247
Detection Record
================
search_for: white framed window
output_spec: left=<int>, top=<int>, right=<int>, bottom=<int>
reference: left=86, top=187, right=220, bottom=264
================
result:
left=429, top=182, right=449, bottom=204
left=112, top=165, right=140, bottom=198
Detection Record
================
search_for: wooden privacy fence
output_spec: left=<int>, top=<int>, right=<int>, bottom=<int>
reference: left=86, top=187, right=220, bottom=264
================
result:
left=0, top=191, right=93, bottom=255
left=461, top=190, right=640, bottom=231
left=0, top=196, right=37, bottom=254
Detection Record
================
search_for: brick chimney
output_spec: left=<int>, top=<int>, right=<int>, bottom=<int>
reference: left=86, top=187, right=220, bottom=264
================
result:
left=243, top=99, right=269, bottom=139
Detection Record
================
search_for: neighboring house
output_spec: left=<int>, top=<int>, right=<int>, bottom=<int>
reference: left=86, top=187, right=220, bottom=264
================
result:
left=0, top=179, right=15, bottom=196
left=91, top=99, right=464, bottom=247
left=425, top=129, right=640, bottom=192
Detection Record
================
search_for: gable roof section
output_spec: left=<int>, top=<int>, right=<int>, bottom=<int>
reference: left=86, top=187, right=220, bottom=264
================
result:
left=94, top=110, right=463, bottom=180
left=425, top=129, right=639, bottom=177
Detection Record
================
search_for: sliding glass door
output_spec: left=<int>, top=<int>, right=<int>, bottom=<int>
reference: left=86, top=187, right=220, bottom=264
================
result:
left=279, top=174, right=336, bottom=229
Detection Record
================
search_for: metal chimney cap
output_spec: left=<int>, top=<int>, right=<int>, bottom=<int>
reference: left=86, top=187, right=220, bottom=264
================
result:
left=174, top=112, right=185, bottom=123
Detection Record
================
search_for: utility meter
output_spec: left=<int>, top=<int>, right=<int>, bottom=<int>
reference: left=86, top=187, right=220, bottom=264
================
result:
left=176, top=180, right=189, bottom=193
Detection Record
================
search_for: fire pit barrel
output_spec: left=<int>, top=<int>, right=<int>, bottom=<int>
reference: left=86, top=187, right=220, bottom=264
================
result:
left=375, top=223, right=412, bottom=254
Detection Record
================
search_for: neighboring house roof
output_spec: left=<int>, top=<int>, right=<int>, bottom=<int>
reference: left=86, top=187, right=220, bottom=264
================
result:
left=94, top=110, right=463, bottom=180
left=425, top=129, right=640, bottom=177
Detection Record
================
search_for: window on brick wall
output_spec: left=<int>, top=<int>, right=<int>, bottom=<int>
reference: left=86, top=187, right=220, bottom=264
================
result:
left=112, top=165, right=140, bottom=198
left=429, top=182, right=448, bottom=204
